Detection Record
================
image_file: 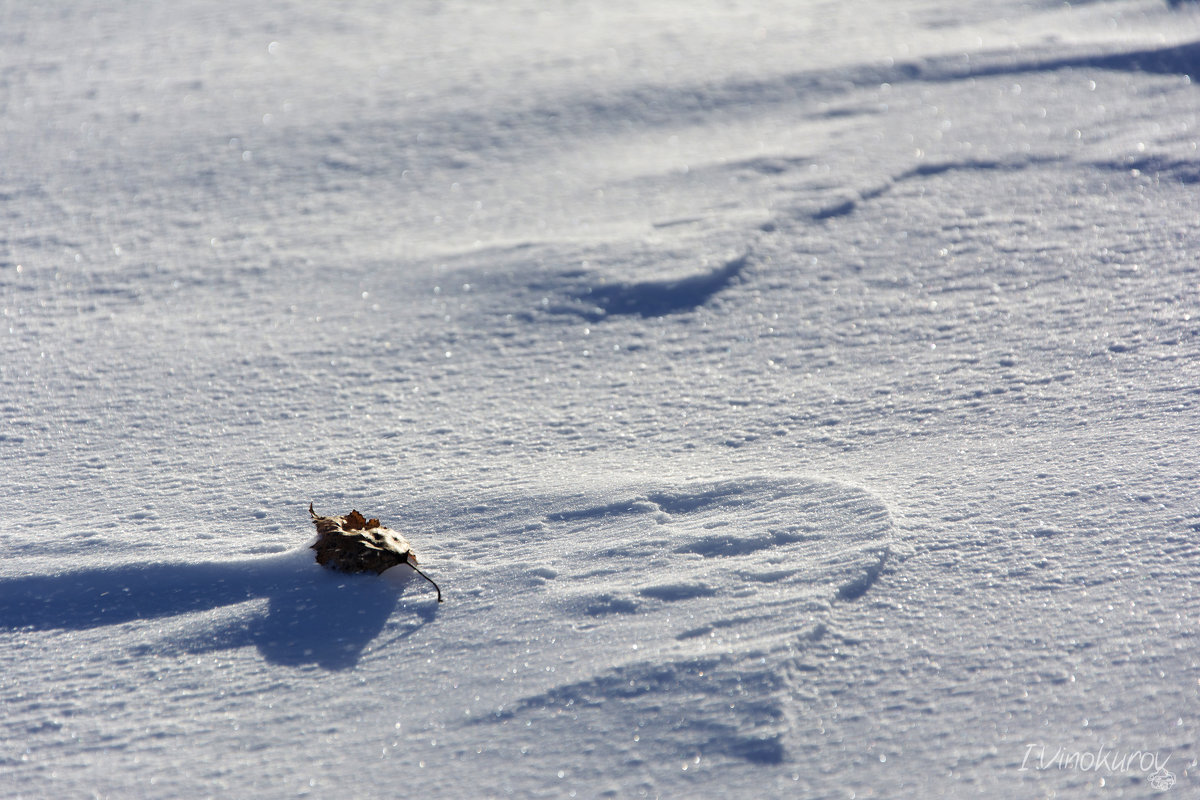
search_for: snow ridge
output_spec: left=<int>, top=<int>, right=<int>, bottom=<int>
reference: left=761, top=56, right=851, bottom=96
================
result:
left=455, top=475, right=894, bottom=768
left=566, top=253, right=750, bottom=319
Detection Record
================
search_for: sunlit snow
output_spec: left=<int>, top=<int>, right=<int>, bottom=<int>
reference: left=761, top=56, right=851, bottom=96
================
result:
left=3, top=0, right=1199, bottom=797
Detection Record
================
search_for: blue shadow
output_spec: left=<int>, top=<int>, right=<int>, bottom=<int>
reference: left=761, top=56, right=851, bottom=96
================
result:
left=0, top=550, right=438, bottom=670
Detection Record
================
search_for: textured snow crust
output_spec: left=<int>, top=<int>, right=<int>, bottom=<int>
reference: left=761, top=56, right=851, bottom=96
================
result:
left=3, top=0, right=1200, bottom=797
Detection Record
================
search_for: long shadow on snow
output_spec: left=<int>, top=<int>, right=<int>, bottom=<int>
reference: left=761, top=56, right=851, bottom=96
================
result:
left=335, top=41, right=1200, bottom=175
left=968, top=40, right=1200, bottom=81
left=0, top=551, right=437, bottom=670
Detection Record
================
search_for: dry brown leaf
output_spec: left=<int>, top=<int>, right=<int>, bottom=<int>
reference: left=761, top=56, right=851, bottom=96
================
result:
left=308, top=503, right=443, bottom=602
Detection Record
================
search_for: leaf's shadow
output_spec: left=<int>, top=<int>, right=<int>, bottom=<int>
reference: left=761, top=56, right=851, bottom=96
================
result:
left=0, top=550, right=438, bottom=670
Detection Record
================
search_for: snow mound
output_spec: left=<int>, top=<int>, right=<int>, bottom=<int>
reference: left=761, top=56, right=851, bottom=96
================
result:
left=444, top=475, right=894, bottom=768
left=530, top=477, right=892, bottom=626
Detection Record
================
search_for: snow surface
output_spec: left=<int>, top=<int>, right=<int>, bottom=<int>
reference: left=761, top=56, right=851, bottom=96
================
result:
left=3, top=0, right=1200, bottom=797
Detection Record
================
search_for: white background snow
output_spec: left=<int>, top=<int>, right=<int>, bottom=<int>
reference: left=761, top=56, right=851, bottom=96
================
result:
left=3, top=0, right=1200, bottom=796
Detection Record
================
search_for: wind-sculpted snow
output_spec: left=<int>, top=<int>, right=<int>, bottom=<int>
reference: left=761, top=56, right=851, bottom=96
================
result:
left=567, top=253, right=749, bottom=319
left=959, top=38, right=1200, bottom=81
left=5, top=0, right=1200, bottom=796
left=806, top=156, right=1061, bottom=221
left=281, top=40, right=1200, bottom=183
left=454, top=476, right=894, bottom=768
left=432, top=242, right=756, bottom=322
left=0, top=475, right=892, bottom=793
left=1092, top=155, right=1200, bottom=184
left=501, top=658, right=792, bottom=765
